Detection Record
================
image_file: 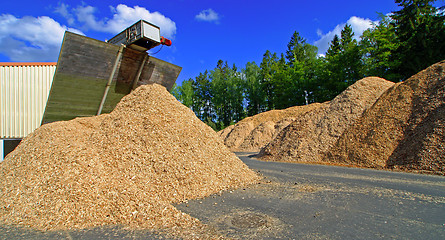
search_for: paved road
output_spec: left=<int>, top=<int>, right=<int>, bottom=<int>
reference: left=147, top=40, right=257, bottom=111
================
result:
left=1, top=153, right=444, bottom=239
left=175, top=153, right=445, bottom=239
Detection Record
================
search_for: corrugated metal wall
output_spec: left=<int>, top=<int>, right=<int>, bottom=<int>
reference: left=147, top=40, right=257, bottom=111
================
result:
left=0, top=63, right=56, bottom=139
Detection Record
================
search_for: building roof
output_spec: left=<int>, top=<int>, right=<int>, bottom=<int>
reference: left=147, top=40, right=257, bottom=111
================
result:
left=0, top=62, right=57, bottom=67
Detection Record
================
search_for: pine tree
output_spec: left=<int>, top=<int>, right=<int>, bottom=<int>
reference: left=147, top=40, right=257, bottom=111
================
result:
left=210, top=60, right=245, bottom=128
left=285, top=32, right=305, bottom=64
left=339, top=24, right=355, bottom=51
left=324, top=24, right=364, bottom=99
left=326, top=35, right=341, bottom=58
left=360, top=14, right=400, bottom=81
left=192, top=71, right=213, bottom=121
left=285, top=31, right=318, bottom=66
left=243, top=62, right=265, bottom=116
left=260, top=50, right=279, bottom=110
left=391, top=0, right=445, bottom=79
left=340, top=24, right=363, bottom=85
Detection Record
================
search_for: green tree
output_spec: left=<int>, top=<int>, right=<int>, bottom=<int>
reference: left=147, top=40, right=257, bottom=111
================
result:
left=192, top=71, right=213, bottom=121
left=323, top=35, right=344, bottom=99
left=263, top=31, right=319, bottom=109
left=391, top=0, right=445, bottom=80
left=339, top=24, right=364, bottom=85
left=360, top=14, right=401, bottom=81
left=243, top=62, right=265, bottom=116
left=326, top=35, right=341, bottom=57
left=325, top=24, right=364, bottom=98
left=339, top=24, right=354, bottom=50
left=170, top=83, right=180, bottom=101
left=286, top=31, right=318, bottom=65
left=227, top=63, right=246, bottom=123
left=309, top=57, right=332, bottom=103
left=210, top=60, right=245, bottom=128
left=260, top=50, right=279, bottom=110
left=171, top=79, right=195, bottom=108
left=270, top=53, right=295, bottom=109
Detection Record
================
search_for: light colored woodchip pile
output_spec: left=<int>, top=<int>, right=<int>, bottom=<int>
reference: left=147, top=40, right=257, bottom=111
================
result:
left=0, top=83, right=260, bottom=234
left=238, top=121, right=276, bottom=151
left=326, top=60, right=445, bottom=175
left=237, top=104, right=322, bottom=127
left=238, top=117, right=296, bottom=152
left=259, top=77, right=395, bottom=163
left=220, top=103, right=323, bottom=151
left=223, top=121, right=255, bottom=150
left=218, top=124, right=235, bottom=140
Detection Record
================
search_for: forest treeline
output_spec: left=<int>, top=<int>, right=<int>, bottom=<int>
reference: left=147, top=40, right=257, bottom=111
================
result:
left=172, top=0, right=445, bottom=130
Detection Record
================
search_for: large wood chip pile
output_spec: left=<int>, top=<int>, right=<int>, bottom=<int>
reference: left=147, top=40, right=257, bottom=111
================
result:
left=239, top=121, right=276, bottom=151
left=326, top=60, right=445, bottom=175
left=238, top=118, right=295, bottom=151
left=259, top=77, right=395, bottom=164
left=0, top=84, right=260, bottom=234
left=219, top=103, right=323, bottom=151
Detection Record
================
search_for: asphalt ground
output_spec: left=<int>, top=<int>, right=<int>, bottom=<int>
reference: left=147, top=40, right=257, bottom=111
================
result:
left=176, top=153, right=445, bottom=239
left=1, top=152, right=444, bottom=239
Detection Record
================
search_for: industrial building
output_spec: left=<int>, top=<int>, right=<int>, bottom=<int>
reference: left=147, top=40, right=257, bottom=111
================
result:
left=0, top=62, right=56, bottom=161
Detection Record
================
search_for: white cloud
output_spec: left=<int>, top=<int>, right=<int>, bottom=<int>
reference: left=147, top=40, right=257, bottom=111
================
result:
left=0, top=4, right=176, bottom=61
left=54, top=2, right=75, bottom=25
left=195, top=9, right=220, bottom=23
left=314, top=25, right=343, bottom=55
left=72, top=4, right=176, bottom=38
left=348, top=16, right=376, bottom=35
left=74, top=5, right=102, bottom=31
left=314, top=16, right=378, bottom=55
left=0, top=14, right=84, bottom=61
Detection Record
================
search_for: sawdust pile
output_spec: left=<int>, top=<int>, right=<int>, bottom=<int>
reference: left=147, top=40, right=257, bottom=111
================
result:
left=0, top=84, right=260, bottom=234
left=259, top=77, right=395, bottom=163
left=326, top=60, right=445, bottom=175
left=219, top=104, right=323, bottom=151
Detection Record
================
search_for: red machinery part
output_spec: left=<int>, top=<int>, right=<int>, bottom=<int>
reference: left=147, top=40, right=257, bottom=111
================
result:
left=160, top=37, right=172, bottom=46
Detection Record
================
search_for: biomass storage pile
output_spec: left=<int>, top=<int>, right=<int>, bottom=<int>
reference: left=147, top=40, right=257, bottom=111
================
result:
left=0, top=84, right=260, bottom=233
left=326, top=60, right=445, bottom=175
left=219, top=103, right=323, bottom=151
left=259, top=77, right=395, bottom=164
left=237, top=118, right=296, bottom=151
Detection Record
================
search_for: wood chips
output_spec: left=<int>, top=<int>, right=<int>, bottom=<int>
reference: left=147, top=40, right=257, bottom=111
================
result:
left=259, top=77, right=395, bottom=164
left=327, top=60, right=445, bottom=175
left=219, top=103, right=323, bottom=152
left=0, top=84, right=260, bottom=235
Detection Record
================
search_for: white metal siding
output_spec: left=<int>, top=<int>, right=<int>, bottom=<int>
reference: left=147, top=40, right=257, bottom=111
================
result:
left=0, top=63, right=56, bottom=139
left=0, top=140, right=3, bottom=160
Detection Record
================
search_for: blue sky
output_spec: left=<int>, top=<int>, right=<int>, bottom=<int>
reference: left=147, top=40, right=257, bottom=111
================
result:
left=0, top=0, right=406, bottom=85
